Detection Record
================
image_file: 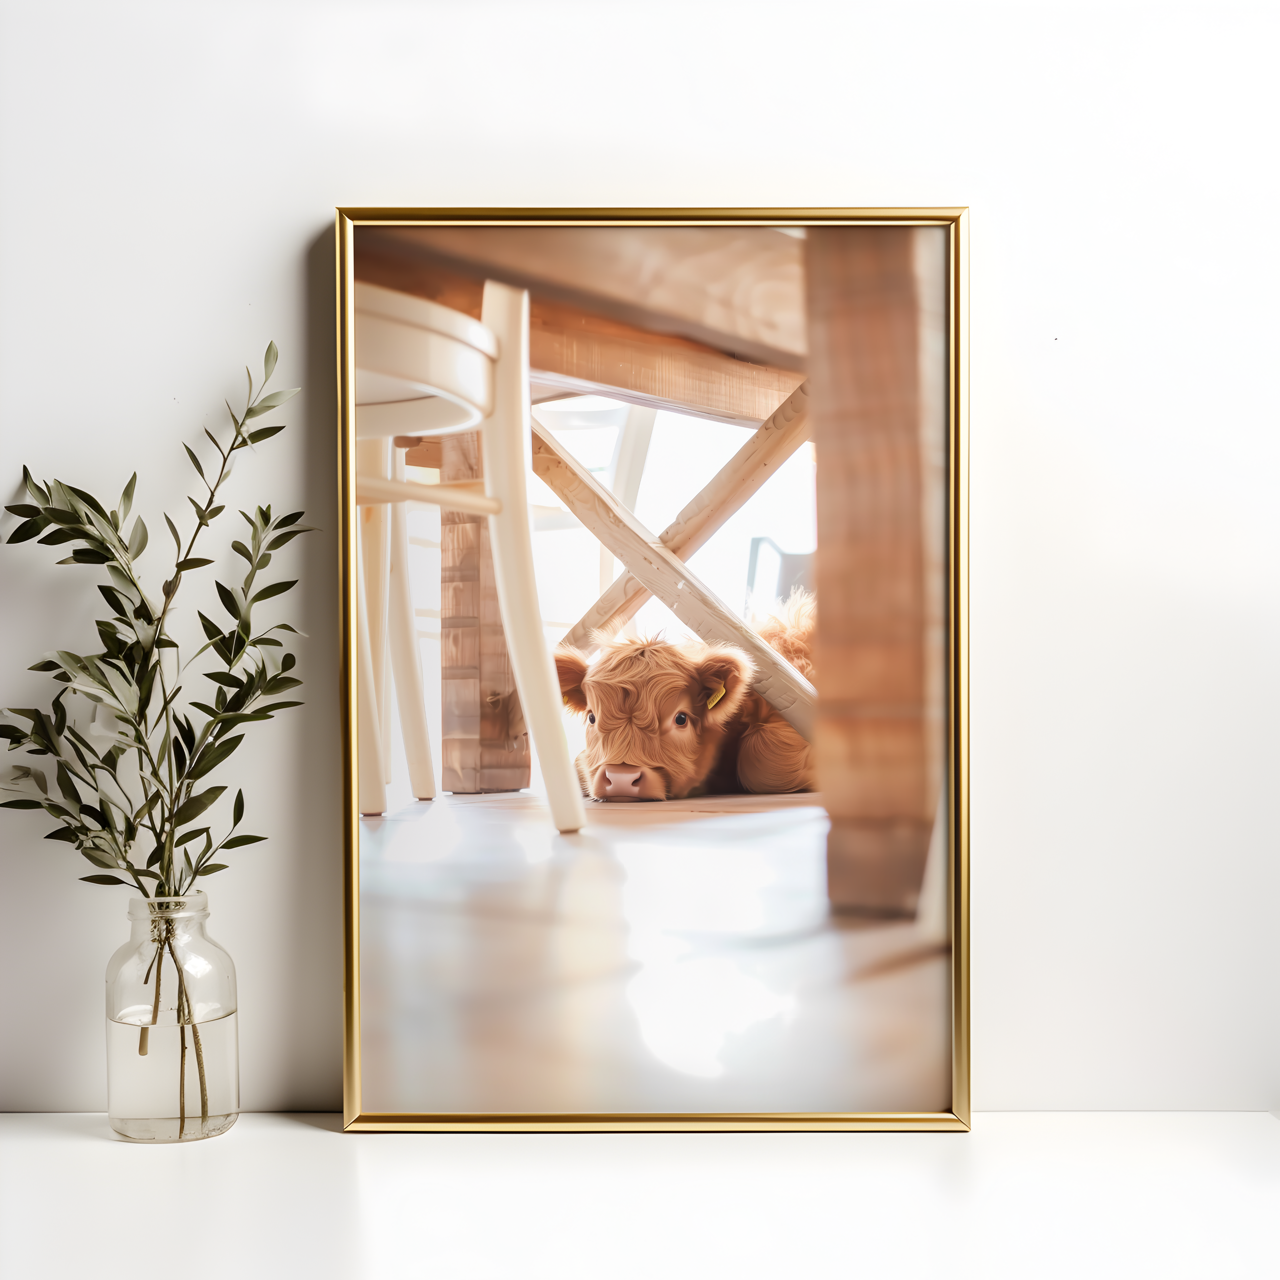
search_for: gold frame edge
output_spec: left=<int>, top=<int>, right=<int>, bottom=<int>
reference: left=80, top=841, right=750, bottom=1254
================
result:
left=337, top=206, right=971, bottom=1134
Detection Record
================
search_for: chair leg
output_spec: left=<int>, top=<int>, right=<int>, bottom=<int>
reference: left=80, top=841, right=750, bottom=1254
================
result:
left=479, top=280, right=586, bottom=834
left=913, top=786, right=950, bottom=942
left=356, top=522, right=388, bottom=817
left=357, top=438, right=392, bottom=780
left=388, top=473, right=437, bottom=800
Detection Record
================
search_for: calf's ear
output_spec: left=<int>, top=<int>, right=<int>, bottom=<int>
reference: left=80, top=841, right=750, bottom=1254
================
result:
left=554, top=647, right=590, bottom=714
left=694, top=646, right=754, bottom=724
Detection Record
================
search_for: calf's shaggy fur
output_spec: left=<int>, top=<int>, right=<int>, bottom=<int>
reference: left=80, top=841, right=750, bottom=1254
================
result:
left=555, top=592, right=815, bottom=801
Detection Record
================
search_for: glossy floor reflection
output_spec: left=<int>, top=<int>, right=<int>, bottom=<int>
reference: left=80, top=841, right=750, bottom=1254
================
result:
left=360, top=793, right=950, bottom=1114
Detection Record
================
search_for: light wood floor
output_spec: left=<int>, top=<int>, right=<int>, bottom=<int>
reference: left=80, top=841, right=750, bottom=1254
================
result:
left=359, top=792, right=951, bottom=1115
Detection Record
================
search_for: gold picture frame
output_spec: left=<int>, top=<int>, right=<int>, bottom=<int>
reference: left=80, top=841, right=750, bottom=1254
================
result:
left=337, top=208, right=969, bottom=1131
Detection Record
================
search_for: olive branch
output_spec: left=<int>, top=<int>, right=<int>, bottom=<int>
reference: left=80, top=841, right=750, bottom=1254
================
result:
left=0, top=342, right=313, bottom=898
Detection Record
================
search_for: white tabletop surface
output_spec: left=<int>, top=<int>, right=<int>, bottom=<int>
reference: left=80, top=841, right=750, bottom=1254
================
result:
left=2, top=1112, right=1277, bottom=1279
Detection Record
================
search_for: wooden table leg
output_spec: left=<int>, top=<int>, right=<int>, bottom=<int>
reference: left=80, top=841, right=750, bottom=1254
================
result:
left=806, top=226, right=948, bottom=916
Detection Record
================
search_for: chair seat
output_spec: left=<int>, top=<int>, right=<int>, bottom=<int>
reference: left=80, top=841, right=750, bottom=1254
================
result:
left=355, top=283, right=498, bottom=439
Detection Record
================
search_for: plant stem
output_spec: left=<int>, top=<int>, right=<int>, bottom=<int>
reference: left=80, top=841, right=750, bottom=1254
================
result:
left=139, top=936, right=164, bottom=1056
left=167, top=934, right=208, bottom=1131
left=190, top=1019, right=209, bottom=1128
left=178, top=1022, right=187, bottom=1139
left=147, top=392, right=256, bottom=894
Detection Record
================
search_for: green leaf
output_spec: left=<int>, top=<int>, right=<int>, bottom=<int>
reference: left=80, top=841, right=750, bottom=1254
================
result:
left=8, top=517, right=50, bottom=544
left=80, top=874, right=129, bottom=886
left=233, top=788, right=244, bottom=825
left=244, top=388, right=299, bottom=420
left=171, top=786, right=226, bottom=828
left=120, top=473, right=137, bottom=523
left=37, top=528, right=80, bottom=546
left=5, top=504, right=41, bottom=518
left=263, top=341, right=278, bottom=382
left=264, top=528, right=309, bottom=551
left=187, top=734, right=243, bottom=781
left=255, top=700, right=303, bottom=714
left=212, top=712, right=272, bottom=730
left=165, top=513, right=182, bottom=554
left=63, top=549, right=113, bottom=565
left=202, top=672, right=243, bottom=689
left=184, top=444, right=206, bottom=481
left=97, top=584, right=131, bottom=616
left=66, top=485, right=110, bottom=520
left=55, top=764, right=80, bottom=804
left=0, top=799, right=43, bottom=810
left=196, top=863, right=229, bottom=876
left=45, top=827, right=78, bottom=843
left=250, top=579, right=297, bottom=605
left=175, top=557, right=213, bottom=571
left=280, top=652, right=297, bottom=672
left=216, top=581, right=241, bottom=620
left=231, top=540, right=253, bottom=564
left=133, top=792, right=162, bottom=823
left=222, top=834, right=266, bottom=849
left=195, top=612, right=222, bottom=643
left=127, top=517, right=148, bottom=558
left=23, top=466, right=50, bottom=505
left=246, top=425, right=286, bottom=443
left=175, top=827, right=210, bottom=847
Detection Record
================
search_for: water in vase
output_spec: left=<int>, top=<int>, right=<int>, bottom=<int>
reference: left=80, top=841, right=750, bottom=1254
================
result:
left=107, top=1011, right=239, bottom=1141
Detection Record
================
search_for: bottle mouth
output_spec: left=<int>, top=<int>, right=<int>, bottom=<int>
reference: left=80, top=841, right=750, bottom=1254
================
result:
left=127, top=891, right=209, bottom=921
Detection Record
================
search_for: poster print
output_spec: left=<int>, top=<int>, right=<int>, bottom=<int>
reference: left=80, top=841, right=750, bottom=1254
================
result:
left=337, top=209, right=968, bottom=1131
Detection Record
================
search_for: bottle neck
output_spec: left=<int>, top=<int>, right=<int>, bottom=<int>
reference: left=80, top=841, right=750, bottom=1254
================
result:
left=126, top=894, right=211, bottom=947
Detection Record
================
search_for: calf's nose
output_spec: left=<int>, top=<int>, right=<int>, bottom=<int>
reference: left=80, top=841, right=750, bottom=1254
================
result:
left=602, top=764, right=644, bottom=800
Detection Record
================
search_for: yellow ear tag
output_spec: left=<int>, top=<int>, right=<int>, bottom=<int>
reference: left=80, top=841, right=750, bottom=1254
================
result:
left=706, top=682, right=726, bottom=710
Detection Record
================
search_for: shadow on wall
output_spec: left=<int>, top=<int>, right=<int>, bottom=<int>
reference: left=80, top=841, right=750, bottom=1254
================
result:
left=256, top=227, right=345, bottom=1109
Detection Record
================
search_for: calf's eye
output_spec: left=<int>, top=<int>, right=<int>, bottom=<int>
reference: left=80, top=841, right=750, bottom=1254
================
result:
left=587, top=712, right=596, bottom=725
left=674, top=712, right=688, bottom=727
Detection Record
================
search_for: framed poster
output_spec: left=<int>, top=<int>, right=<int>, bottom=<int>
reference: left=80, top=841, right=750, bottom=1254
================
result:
left=337, top=208, right=968, bottom=1130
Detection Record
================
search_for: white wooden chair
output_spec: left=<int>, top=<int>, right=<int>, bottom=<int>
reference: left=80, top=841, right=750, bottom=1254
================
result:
left=353, top=280, right=586, bottom=834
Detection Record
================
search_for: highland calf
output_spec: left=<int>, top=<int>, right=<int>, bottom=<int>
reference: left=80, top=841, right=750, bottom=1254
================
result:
left=554, top=592, right=815, bottom=802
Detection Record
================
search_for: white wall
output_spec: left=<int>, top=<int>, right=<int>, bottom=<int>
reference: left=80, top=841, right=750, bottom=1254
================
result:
left=1, top=0, right=1276, bottom=1112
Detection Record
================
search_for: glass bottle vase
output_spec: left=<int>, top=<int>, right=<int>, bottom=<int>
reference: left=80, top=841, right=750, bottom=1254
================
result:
left=105, top=891, right=239, bottom=1141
